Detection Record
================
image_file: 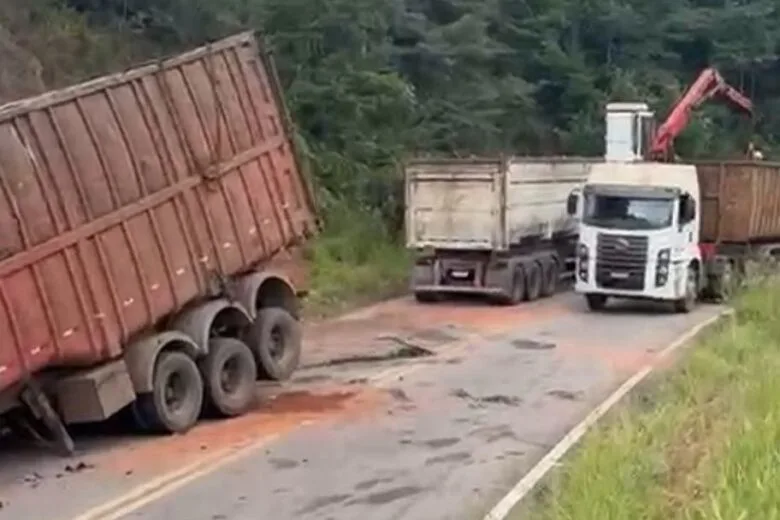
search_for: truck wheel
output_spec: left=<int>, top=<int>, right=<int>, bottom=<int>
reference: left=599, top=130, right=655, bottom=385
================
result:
left=540, top=258, right=558, bottom=297
left=200, top=337, right=257, bottom=417
left=496, top=266, right=526, bottom=305
left=246, top=307, right=302, bottom=381
left=526, top=262, right=543, bottom=301
left=134, top=351, right=203, bottom=434
left=719, top=262, right=737, bottom=301
left=585, top=294, right=607, bottom=311
left=674, top=266, right=698, bottom=313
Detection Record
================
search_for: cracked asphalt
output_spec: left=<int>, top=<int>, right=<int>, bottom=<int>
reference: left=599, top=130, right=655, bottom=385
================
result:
left=0, top=292, right=724, bottom=520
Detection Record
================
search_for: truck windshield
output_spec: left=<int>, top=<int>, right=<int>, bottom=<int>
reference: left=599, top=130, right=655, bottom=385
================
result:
left=583, top=193, right=674, bottom=230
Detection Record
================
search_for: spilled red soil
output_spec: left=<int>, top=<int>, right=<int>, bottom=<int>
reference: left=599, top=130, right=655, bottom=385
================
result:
left=98, top=385, right=388, bottom=478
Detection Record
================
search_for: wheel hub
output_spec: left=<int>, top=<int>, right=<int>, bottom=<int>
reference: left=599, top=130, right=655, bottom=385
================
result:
left=219, top=356, right=242, bottom=394
left=164, top=373, right=186, bottom=412
left=269, top=326, right=285, bottom=360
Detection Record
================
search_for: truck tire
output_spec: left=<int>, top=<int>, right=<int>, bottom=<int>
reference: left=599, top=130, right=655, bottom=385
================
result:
left=496, top=266, right=526, bottom=305
left=200, top=337, right=257, bottom=417
left=526, top=262, right=543, bottom=301
left=246, top=307, right=302, bottom=381
left=585, top=294, right=607, bottom=311
left=674, top=266, right=698, bottom=313
left=540, top=257, right=558, bottom=297
left=134, top=350, right=203, bottom=434
left=718, top=261, right=737, bottom=301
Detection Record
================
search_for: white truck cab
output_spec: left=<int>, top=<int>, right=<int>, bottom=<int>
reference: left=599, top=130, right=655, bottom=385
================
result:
left=568, top=103, right=701, bottom=312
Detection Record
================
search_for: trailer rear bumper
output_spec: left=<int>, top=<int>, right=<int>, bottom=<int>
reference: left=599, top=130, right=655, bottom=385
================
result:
left=412, top=284, right=507, bottom=296
left=411, top=253, right=512, bottom=297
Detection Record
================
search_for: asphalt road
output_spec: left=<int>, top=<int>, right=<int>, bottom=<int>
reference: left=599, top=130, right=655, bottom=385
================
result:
left=0, top=292, right=724, bottom=520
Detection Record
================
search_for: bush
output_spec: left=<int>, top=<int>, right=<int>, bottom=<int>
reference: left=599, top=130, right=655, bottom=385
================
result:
left=304, top=199, right=411, bottom=317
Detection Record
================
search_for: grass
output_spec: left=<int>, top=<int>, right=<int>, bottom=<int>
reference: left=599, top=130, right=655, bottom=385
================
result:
left=518, top=280, right=780, bottom=520
left=303, top=201, right=411, bottom=318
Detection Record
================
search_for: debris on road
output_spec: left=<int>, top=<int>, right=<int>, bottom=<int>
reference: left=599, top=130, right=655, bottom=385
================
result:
left=64, top=461, right=94, bottom=474
left=307, top=342, right=435, bottom=369
left=511, top=339, right=557, bottom=350
left=451, top=389, right=522, bottom=407
left=546, top=390, right=583, bottom=401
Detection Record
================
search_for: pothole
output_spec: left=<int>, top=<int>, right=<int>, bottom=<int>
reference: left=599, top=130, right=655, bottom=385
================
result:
left=511, top=339, right=556, bottom=350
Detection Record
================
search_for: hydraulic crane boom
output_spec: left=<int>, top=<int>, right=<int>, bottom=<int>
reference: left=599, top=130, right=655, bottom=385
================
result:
left=649, top=67, right=753, bottom=160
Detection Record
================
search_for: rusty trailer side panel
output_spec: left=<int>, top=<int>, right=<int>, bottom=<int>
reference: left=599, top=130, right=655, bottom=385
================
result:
left=0, top=32, right=316, bottom=393
left=696, top=161, right=780, bottom=243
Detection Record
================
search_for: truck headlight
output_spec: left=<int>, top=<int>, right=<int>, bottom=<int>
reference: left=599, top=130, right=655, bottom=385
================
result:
left=577, top=243, right=588, bottom=282
left=655, top=248, right=670, bottom=286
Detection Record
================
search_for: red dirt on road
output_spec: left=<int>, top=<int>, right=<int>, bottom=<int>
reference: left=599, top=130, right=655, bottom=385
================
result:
left=99, top=386, right=389, bottom=478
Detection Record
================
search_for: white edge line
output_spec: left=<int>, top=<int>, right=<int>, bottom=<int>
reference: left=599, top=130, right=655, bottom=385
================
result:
left=68, top=433, right=281, bottom=520
left=482, top=308, right=733, bottom=520
left=69, top=331, right=484, bottom=520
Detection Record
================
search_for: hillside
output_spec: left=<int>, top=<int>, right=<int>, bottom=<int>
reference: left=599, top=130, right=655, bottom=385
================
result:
left=1, top=0, right=779, bottom=309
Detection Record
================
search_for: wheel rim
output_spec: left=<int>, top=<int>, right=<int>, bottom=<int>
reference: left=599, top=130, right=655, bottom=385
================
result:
left=269, top=325, right=285, bottom=360
left=687, top=279, right=695, bottom=304
left=530, top=267, right=540, bottom=295
left=164, top=372, right=187, bottom=413
left=219, top=355, right=243, bottom=395
left=546, top=262, right=556, bottom=291
left=722, top=265, right=733, bottom=298
left=513, top=272, right=524, bottom=300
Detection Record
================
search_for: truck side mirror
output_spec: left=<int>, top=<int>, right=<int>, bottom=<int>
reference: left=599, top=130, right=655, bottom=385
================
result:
left=680, top=194, right=696, bottom=223
left=566, top=192, right=578, bottom=216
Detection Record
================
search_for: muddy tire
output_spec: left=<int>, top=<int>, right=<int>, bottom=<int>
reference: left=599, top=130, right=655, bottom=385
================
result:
left=133, top=350, right=203, bottom=434
left=525, top=262, right=543, bottom=301
left=540, top=257, right=558, bottom=297
left=674, top=265, right=698, bottom=313
left=200, top=337, right=257, bottom=417
left=246, top=307, right=302, bottom=381
left=585, top=293, right=607, bottom=311
left=718, top=261, right=737, bottom=301
left=496, top=266, right=526, bottom=305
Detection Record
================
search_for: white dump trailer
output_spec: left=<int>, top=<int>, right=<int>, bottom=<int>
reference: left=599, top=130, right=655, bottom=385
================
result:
left=405, top=157, right=591, bottom=304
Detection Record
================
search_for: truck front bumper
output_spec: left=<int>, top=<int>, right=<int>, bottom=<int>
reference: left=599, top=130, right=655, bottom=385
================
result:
left=575, top=260, right=688, bottom=301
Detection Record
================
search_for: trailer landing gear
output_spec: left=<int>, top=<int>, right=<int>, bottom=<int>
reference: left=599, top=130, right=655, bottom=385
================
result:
left=16, top=382, right=75, bottom=457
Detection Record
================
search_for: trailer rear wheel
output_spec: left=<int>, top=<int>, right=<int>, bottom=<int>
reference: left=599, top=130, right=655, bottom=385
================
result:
left=200, top=337, right=257, bottom=417
left=496, top=266, right=526, bottom=305
left=526, top=262, right=543, bottom=301
left=246, top=307, right=302, bottom=381
left=134, top=351, right=203, bottom=434
left=540, top=257, right=558, bottom=297
left=720, top=261, right=738, bottom=300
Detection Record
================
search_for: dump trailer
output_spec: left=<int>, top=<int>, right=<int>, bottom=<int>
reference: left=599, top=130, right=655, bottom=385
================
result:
left=0, top=31, right=317, bottom=453
left=405, top=157, right=590, bottom=304
left=696, top=160, right=780, bottom=284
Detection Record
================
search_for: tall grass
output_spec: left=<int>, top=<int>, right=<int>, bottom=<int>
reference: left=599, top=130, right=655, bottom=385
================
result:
left=303, top=200, right=411, bottom=317
left=521, top=281, right=780, bottom=520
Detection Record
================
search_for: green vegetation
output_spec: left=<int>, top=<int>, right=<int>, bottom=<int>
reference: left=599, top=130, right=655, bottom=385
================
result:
left=2, top=0, right=780, bottom=310
left=305, top=201, right=411, bottom=317
left=519, top=281, right=780, bottom=520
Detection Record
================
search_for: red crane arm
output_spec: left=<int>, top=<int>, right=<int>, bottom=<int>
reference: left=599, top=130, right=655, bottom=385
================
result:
left=649, top=67, right=753, bottom=158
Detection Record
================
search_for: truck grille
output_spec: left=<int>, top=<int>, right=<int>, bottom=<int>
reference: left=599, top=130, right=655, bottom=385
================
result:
left=595, top=233, right=648, bottom=290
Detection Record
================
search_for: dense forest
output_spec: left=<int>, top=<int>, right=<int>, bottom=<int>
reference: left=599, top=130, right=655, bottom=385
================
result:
left=0, top=0, right=778, bottom=306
